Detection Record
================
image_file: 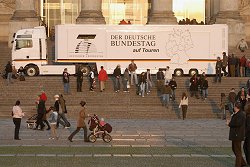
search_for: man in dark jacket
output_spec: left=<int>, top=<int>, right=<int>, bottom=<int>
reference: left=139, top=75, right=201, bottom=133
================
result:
left=169, top=77, right=177, bottom=101
left=5, top=61, right=13, bottom=85
left=215, top=57, right=223, bottom=83
left=76, top=68, right=83, bottom=92
left=62, top=68, right=70, bottom=94
left=227, top=102, right=246, bottom=167
left=200, top=76, right=208, bottom=100
left=156, top=69, right=165, bottom=96
left=113, top=64, right=122, bottom=92
left=190, top=74, right=199, bottom=99
left=228, top=88, right=237, bottom=114
left=35, top=98, right=46, bottom=130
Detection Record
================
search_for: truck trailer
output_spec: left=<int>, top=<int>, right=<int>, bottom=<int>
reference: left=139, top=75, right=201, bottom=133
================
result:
left=11, top=24, right=228, bottom=76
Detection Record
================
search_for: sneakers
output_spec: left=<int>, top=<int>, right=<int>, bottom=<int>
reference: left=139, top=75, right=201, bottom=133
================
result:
left=49, top=137, right=54, bottom=140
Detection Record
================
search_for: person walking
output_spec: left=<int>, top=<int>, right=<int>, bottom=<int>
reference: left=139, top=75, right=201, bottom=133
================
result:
left=164, top=66, right=172, bottom=84
left=48, top=107, right=59, bottom=140
left=98, top=66, right=108, bottom=92
left=169, top=77, right=177, bottom=101
left=160, top=84, right=172, bottom=108
left=190, top=74, right=199, bottom=99
left=237, top=87, right=247, bottom=111
left=146, top=69, right=152, bottom=94
left=240, top=55, right=247, bottom=77
left=5, top=61, right=13, bottom=85
left=179, top=93, right=188, bottom=120
left=68, top=101, right=89, bottom=142
left=12, top=100, right=24, bottom=140
left=113, top=64, right=122, bottom=92
left=156, top=68, right=165, bottom=96
left=220, top=93, right=227, bottom=120
left=34, top=97, right=46, bottom=130
left=222, top=52, right=228, bottom=76
left=128, top=60, right=138, bottom=85
left=123, top=68, right=130, bottom=92
left=215, top=57, right=222, bottom=83
left=200, top=76, right=209, bottom=100
left=62, top=68, right=70, bottom=94
left=89, top=67, right=95, bottom=92
left=228, top=88, right=237, bottom=114
left=139, top=72, right=147, bottom=97
left=59, top=94, right=70, bottom=128
left=244, top=100, right=250, bottom=165
left=227, top=102, right=247, bottom=167
left=76, top=67, right=83, bottom=92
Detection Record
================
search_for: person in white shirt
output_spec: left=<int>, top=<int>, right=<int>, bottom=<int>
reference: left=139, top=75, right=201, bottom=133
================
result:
left=164, top=66, right=172, bottom=85
left=12, top=100, right=24, bottom=140
left=179, top=92, right=188, bottom=120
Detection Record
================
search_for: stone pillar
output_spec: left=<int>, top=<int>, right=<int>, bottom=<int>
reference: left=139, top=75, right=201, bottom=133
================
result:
left=76, top=0, right=105, bottom=24
left=215, top=0, right=245, bottom=47
left=147, top=0, right=177, bottom=24
left=8, top=0, right=39, bottom=47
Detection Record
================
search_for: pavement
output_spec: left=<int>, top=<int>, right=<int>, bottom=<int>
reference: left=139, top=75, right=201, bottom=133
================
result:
left=0, top=118, right=230, bottom=147
left=0, top=118, right=240, bottom=167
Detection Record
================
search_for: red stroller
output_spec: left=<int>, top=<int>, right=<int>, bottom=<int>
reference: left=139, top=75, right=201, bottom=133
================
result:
left=88, top=114, right=112, bottom=143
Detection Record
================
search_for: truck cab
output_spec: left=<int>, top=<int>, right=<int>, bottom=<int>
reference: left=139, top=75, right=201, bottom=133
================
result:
left=12, top=26, right=47, bottom=76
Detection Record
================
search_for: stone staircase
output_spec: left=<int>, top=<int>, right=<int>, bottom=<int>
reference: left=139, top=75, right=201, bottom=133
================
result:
left=0, top=76, right=248, bottom=120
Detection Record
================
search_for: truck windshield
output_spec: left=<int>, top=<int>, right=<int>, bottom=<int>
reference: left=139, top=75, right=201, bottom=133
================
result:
left=16, top=39, right=33, bottom=49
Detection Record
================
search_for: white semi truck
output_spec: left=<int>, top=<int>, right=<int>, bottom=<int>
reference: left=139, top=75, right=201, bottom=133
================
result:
left=11, top=24, right=228, bottom=76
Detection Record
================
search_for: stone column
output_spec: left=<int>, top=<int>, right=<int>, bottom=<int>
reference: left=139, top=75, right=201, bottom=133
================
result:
left=215, top=0, right=245, bottom=47
left=76, top=0, right=105, bottom=24
left=8, top=0, right=39, bottom=47
left=147, top=0, right=177, bottom=24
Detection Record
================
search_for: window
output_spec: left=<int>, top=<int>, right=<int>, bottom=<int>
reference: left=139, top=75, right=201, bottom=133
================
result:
left=16, top=40, right=33, bottom=49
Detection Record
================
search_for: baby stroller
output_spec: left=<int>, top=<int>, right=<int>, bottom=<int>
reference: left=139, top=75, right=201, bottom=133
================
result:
left=87, top=114, right=112, bottom=143
left=26, top=114, right=37, bottom=129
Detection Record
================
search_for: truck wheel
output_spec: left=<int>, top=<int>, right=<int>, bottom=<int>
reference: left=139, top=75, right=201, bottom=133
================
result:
left=174, top=69, right=183, bottom=77
left=26, top=65, right=39, bottom=76
left=79, top=65, right=90, bottom=77
left=189, top=69, right=198, bottom=76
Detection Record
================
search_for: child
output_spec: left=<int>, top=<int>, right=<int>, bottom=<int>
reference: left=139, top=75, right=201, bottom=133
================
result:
left=48, top=107, right=59, bottom=140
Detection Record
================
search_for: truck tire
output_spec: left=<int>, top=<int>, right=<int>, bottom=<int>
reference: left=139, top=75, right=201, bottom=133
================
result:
left=25, top=65, right=39, bottom=76
left=189, top=69, right=198, bottom=76
left=174, top=69, right=183, bottom=77
left=79, top=65, right=90, bottom=77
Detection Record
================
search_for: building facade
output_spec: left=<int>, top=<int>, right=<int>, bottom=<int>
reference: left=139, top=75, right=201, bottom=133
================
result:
left=0, top=0, right=249, bottom=47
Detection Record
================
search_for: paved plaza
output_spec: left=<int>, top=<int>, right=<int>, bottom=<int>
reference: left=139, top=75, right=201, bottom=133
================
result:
left=0, top=118, right=239, bottom=166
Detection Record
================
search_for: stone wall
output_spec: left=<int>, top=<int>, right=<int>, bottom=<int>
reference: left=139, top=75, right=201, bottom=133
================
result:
left=0, top=3, right=14, bottom=42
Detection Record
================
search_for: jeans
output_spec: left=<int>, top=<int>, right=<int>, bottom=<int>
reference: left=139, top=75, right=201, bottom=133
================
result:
left=172, top=89, right=176, bottom=100
left=130, top=71, right=138, bottom=85
left=57, top=112, right=70, bottom=127
left=228, top=102, right=234, bottom=114
left=215, top=71, right=221, bottom=82
left=7, top=72, right=12, bottom=85
left=115, top=77, right=122, bottom=91
left=64, top=83, right=70, bottom=93
left=140, top=82, right=146, bottom=97
left=161, top=94, right=170, bottom=107
left=13, top=118, right=21, bottom=139
left=202, top=89, right=208, bottom=99
left=123, top=79, right=128, bottom=91
left=146, top=79, right=152, bottom=93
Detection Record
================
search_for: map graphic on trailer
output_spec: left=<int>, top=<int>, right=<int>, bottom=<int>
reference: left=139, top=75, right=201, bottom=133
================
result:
left=75, top=34, right=97, bottom=54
